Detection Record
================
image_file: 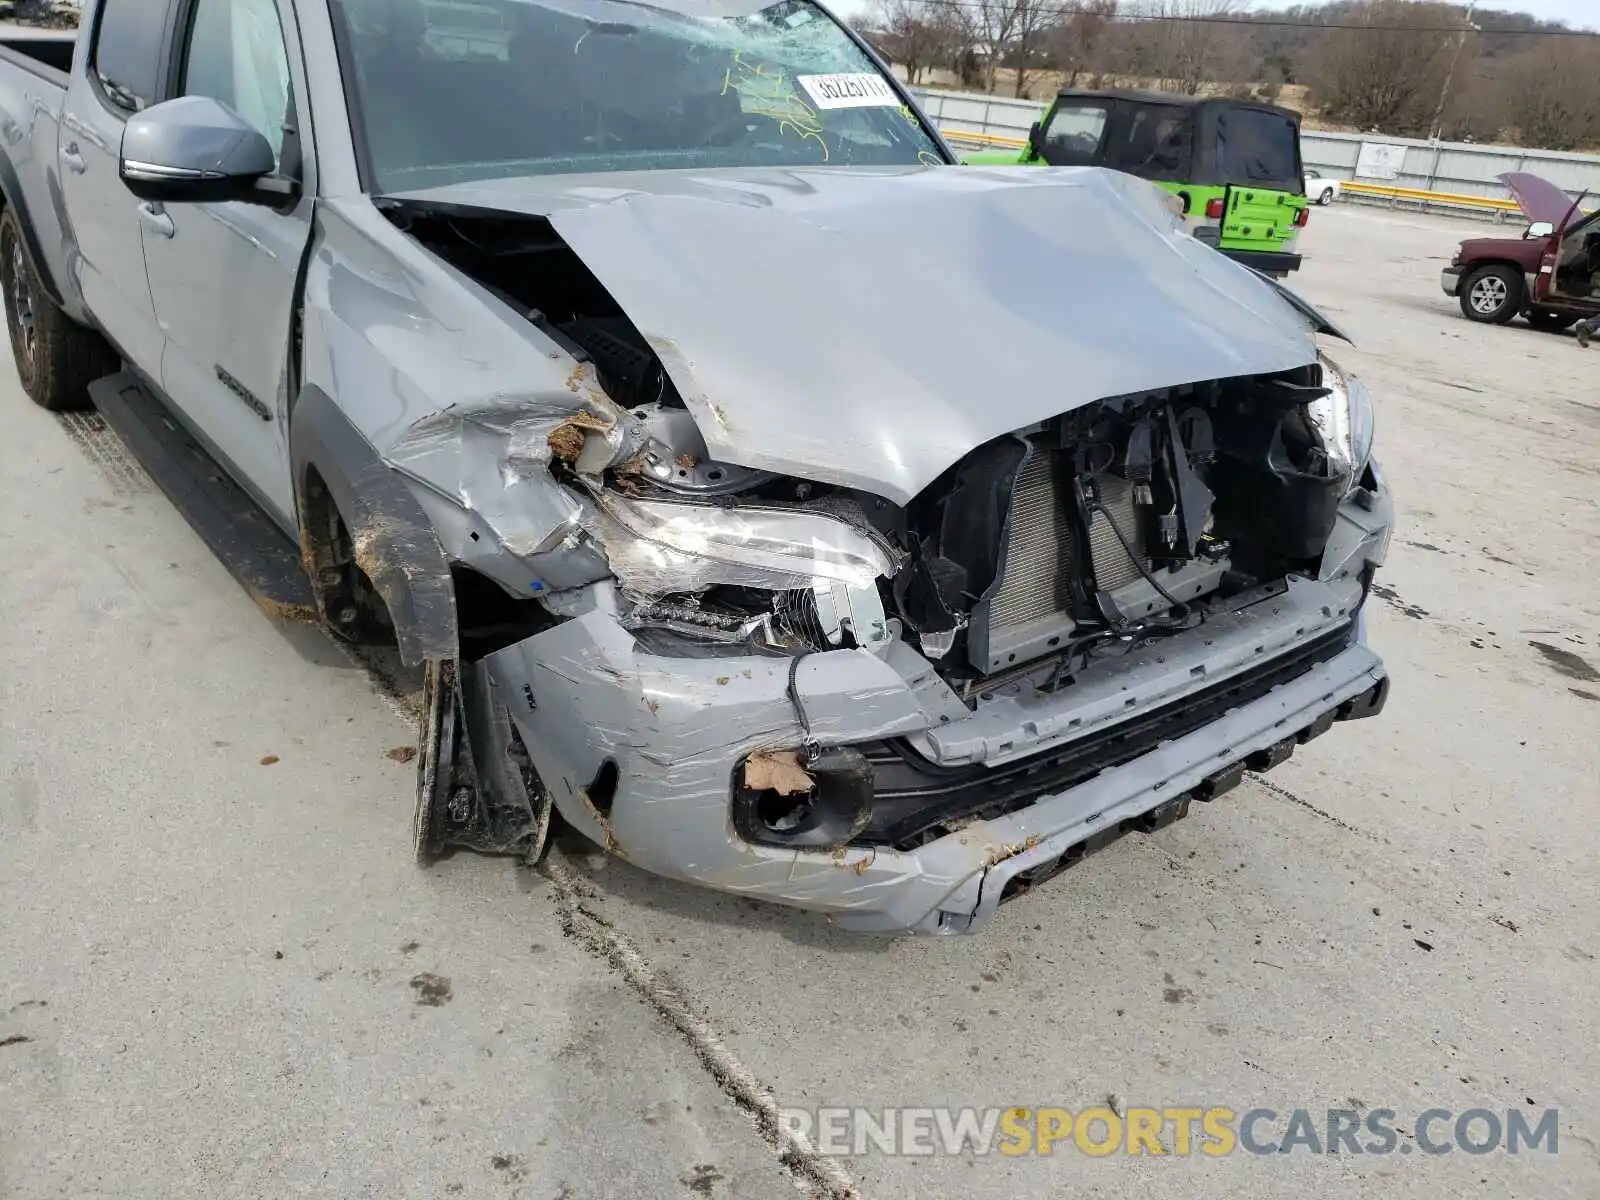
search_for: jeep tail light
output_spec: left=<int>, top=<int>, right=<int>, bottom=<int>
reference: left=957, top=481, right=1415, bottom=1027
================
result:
left=1204, top=198, right=1225, bottom=219
left=1294, top=207, right=1310, bottom=228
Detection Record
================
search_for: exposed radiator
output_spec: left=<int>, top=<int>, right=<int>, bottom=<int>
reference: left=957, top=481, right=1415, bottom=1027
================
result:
left=1085, top=475, right=1146, bottom=593
left=986, top=450, right=1072, bottom=631
left=973, top=453, right=1151, bottom=674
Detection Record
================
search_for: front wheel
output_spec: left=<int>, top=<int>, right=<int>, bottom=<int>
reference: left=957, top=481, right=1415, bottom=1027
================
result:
left=1459, top=264, right=1522, bottom=325
left=0, top=208, right=118, bottom=410
left=1316, top=188, right=1334, bottom=206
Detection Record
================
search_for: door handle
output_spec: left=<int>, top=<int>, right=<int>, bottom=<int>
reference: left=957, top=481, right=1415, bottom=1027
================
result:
left=138, top=202, right=175, bottom=239
left=61, top=143, right=86, bottom=174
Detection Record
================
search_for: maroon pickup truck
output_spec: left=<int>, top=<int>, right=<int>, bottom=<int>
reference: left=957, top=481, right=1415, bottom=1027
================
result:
left=1441, top=172, right=1600, bottom=330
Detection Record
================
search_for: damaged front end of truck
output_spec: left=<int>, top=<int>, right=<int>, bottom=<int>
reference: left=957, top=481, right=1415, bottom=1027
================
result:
left=327, top=166, right=1391, bottom=934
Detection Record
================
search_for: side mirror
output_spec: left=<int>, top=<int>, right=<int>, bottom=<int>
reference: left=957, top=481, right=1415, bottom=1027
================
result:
left=120, top=95, right=281, bottom=205
left=1027, top=120, right=1042, bottom=159
left=1525, top=221, right=1555, bottom=240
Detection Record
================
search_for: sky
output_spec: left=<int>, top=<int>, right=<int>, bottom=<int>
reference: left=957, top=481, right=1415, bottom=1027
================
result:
left=1247, top=0, right=1598, bottom=31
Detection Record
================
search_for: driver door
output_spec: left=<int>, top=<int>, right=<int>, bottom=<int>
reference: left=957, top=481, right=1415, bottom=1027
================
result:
left=1544, top=209, right=1600, bottom=310
left=139, top=0, right=315, bottom=533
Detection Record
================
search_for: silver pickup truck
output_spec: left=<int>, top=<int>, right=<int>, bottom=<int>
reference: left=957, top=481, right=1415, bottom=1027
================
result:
left=0, top=0, right=1390, bottom=934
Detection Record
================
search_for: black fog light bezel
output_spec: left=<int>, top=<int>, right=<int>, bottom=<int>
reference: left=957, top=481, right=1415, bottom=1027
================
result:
left=731, top=746, right=874, bottom=849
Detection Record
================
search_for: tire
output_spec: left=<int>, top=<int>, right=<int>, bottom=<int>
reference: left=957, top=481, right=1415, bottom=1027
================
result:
left=0, top=207, right=118, bottom=411
left=1317, top=187, right=1334, bottom=206
left=1526, top=310, right=1578, bottom=332
left=1459, top=264, right=1521, bottom=325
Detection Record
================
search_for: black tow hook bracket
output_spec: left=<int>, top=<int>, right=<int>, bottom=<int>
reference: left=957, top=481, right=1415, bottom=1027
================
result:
left=1336, top=676, right=1390, bottom=722
left=1195, top=761, right=1247, bottom=801
left=1133, top=792, right=1192, bottom=833
left=1247, top=736, right=1297, bottom=772
left=1298, top=708, right=1338, bottom=744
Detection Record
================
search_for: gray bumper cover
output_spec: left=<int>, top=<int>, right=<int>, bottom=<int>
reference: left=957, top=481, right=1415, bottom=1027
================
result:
left=488, top=584, right=1384, bottom=935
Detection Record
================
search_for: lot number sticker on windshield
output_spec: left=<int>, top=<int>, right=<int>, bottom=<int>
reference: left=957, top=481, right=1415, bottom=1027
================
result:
left=797, top=73, right=898, bottom=110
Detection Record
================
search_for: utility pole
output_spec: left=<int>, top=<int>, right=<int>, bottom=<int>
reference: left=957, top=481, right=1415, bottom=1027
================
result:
left=1430, top=0, right=1478, bottom=143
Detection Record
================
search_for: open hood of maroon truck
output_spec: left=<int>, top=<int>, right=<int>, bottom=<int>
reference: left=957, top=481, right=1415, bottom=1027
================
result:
left=1500, top=172, right=1582, bottom=230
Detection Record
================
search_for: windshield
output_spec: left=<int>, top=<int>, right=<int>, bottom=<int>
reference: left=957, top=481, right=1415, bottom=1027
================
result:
left=329, top=0, right=945, bottom=192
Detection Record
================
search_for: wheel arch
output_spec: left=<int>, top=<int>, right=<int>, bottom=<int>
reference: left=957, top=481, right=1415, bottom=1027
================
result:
left=290, top=384, right=459, bottom=666
left=0, top=150, right=66, bottom=309
left=1461, top=258, right=1529, bottom=287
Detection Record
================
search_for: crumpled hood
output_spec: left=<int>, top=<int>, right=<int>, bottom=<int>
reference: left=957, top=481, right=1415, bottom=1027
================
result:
left=398, top=166, right=1322, bottom=505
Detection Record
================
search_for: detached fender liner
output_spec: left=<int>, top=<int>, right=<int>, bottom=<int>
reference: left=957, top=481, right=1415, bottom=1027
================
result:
left=290, top=385, right=458, bottom=665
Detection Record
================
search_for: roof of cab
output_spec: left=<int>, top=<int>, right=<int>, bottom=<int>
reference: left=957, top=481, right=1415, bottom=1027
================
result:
left=1051, top=87, right=1299, bottom=121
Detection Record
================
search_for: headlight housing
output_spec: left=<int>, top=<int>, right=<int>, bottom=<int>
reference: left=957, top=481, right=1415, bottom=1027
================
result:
left=581, top=486, right=901, bottom=652
left=1312, top=351, right=1376, bottom=489
left=583, top=488, right=898, bottom=592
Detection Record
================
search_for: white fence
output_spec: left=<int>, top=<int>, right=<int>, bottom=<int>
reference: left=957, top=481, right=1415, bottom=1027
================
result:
left=911, top=86, right=1600, bottom=223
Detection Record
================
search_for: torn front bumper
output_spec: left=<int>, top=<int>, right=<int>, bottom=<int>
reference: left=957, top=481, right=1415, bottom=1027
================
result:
left=1441, top=266, right=1463, bottom=296
left=486, top=489, right=1392, bottom=936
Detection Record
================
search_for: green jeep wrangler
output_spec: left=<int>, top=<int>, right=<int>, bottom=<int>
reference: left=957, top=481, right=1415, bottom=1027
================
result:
left=965, top=88, right=1312, bottom=277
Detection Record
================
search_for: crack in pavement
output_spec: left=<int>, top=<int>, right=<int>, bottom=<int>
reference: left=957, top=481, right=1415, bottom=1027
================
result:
left=1246, top=772, right=1388, bottom=844
left=342, top=639, right=855, bottom=1193
left=542, top=851, right=862, bottom=1200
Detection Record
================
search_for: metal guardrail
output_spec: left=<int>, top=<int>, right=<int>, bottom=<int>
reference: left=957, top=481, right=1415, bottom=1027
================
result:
left=1337, top=180, right=1521, bottom=215
left=941, top=128, right=1026, bottom=149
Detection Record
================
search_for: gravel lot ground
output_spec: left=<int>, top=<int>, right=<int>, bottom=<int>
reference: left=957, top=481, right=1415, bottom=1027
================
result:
left=2, top=204, right=1597, bottom=1199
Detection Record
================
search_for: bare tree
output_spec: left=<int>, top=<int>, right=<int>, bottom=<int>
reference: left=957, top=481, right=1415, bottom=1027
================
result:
left=1008, top=0, right=1070, bottom=97
left=1126, top=0, right=1248, bottom=96
left=970, top=0, right=1025, bottom=93
left=1, top=0, right=79, bottom=26
left=1047, top=0, right=1120, bottom=89
left=1309, top=0, right=1467, bottom=136
left=1489, top=38, right=1600, bottom=151
left=871, top=0, right=965, bottom=85
left=927, top=0, right=977, bottom=81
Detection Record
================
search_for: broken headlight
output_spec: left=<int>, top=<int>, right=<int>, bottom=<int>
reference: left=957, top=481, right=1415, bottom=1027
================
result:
left=1312, top=352, right=1376, bottom=490
left=583, top=488, right=901, bottom=651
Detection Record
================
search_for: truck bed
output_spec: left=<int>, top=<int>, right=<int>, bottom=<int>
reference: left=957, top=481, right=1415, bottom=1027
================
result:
left=0, top=25, right=74, bottom=87
left=0, top=23, right=75, bottom=310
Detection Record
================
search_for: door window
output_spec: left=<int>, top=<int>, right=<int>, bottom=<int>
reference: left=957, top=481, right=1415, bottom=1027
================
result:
left=1101, top=104, right=1193, bottom=179
left=1041, top=103, right=1108, bottom=163
left=181, top=0, right=294, bottom=167
left=93, top=0, right=170, bottom=111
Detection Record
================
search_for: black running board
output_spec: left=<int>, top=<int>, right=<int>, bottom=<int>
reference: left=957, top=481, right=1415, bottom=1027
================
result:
left=88, top=371, right=317, bottom=621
